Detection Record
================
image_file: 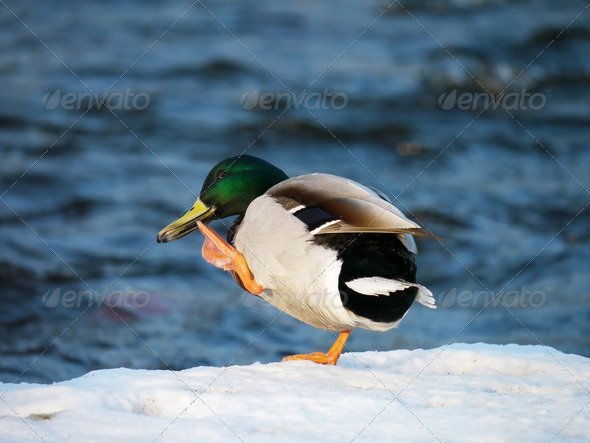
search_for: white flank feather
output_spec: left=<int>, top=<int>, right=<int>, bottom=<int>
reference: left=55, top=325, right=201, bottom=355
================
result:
left=345, top=277, right=413, bottom=296
left=345, top=277, right=437, bottom=309
left=309, top=219, right=340, bottom=235
left=400, top=234, right=418, bottom=255
left=288, top=204, right=305, bottom=213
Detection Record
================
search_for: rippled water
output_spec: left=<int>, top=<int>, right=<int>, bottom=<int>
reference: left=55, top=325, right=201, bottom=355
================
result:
left=1, top=0, right=589, bottom=383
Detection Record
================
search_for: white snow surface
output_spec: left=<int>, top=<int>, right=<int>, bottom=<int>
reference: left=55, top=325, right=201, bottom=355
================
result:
left=1, top=343, right=589, bottom=442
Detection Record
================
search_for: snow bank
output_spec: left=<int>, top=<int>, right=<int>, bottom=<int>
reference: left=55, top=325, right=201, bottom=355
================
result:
left=1, top=344, right=589, bottom=442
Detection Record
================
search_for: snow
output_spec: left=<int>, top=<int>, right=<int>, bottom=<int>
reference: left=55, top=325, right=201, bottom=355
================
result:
left=1, top=344, right=589, bottom=442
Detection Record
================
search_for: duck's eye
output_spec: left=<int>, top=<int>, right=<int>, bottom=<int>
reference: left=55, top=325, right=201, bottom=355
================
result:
left=216, top=169, right=227, bottom=181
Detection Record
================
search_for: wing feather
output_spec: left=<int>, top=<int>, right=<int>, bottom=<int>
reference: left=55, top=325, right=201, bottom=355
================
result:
left=266, top=173, right=441, bottom=240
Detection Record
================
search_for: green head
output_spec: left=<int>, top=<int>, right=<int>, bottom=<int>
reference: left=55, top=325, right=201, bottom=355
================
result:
left=157, top=155, right=288, bottom=243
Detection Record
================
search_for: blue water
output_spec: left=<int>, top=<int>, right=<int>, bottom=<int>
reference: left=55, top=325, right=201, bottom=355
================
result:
left=1, top=0, right=589, bottom=383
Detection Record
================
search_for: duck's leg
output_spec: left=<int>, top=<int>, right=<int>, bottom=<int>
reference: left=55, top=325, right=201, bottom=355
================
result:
left=198, top=221, right=263, bottom=295
left=282, top=331, right=351, bottom=365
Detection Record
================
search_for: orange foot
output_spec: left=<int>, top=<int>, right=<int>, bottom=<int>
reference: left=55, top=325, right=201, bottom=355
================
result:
left=282, top=331, right=351, bottom=365
left=198, top=221, right=263, bottom=295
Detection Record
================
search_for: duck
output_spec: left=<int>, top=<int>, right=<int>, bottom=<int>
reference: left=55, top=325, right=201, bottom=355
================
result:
left=157, top=155, right=438, bottom=365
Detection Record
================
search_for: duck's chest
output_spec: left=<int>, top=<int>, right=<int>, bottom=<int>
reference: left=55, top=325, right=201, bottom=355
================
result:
left=231, top=196, right=354, bottom=330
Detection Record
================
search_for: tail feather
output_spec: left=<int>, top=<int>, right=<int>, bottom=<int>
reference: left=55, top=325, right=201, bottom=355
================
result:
left=415, top=284, right=436, bottom=309
left=345, top=277, right=437, bottom=309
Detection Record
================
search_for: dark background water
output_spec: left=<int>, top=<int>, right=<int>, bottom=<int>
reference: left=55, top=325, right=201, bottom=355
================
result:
left=1, top=0, right=589, bottom=383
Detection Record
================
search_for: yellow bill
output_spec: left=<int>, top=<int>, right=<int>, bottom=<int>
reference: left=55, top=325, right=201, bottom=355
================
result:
left=156, top=199, right=214, bottom=243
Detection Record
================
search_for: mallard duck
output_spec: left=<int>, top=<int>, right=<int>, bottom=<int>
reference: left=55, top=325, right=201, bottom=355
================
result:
left=157, top=155, right=438, bottom=365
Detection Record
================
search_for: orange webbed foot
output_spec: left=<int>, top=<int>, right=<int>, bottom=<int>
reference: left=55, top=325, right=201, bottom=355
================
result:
left=198, top=221, right=263, bottom=295
left=282, top=331, right=351, bottom=365
left=202, top=236, right=233, bottom=270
